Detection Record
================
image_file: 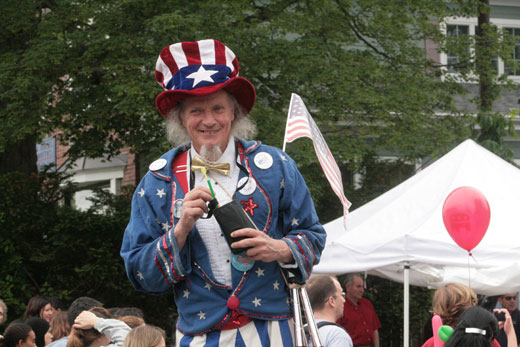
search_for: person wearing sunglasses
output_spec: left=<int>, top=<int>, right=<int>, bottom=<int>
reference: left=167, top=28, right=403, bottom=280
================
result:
left=496, top=294, right=520, bottom=347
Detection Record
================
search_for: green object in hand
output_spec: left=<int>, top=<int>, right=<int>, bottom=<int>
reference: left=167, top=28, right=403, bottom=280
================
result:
left=438, top=325, right=454, bottom=342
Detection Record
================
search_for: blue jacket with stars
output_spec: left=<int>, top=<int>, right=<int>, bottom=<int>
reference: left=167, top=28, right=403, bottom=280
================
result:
left=120, top=139, right=326, bottom=335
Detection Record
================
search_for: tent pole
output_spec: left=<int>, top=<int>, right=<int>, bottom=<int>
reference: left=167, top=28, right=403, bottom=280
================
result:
left=404, top=262, right=410, bottom=347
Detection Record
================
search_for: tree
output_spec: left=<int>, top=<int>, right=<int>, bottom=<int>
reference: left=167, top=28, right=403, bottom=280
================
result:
left=0, top=171, right=176, bottom=333
left=437, top=0, right=519, bottom=161
left=2, top=0, right=516, bottom=344
left=1, top=1, right=473, bottom=177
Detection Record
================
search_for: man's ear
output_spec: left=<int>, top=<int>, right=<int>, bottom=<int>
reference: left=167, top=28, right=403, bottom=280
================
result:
left=17, top=339, right=25, bottom=347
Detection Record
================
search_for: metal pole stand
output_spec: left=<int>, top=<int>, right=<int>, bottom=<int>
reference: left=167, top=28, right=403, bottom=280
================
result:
left=285, top=271, right=323, bottom=347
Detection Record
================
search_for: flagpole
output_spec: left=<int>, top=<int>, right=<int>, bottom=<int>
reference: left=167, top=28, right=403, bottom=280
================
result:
left=282, top=93, right=296, bottom=152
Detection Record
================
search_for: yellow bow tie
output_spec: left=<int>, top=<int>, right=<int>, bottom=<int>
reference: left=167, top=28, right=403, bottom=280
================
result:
left=191, top=156, right=230, bottom=176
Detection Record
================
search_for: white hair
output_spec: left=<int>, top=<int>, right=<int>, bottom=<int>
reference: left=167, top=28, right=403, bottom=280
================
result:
left=165, top=92, right=257, bottom=148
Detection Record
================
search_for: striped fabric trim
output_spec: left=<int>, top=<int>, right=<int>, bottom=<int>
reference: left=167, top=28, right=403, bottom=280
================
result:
left=155, top=229, right=188, bottom=285
left=176, top=319, right=293, bottom=347
left=156, top=239, right=176, bottom=284
left=283, top=237, right=311, bottom=280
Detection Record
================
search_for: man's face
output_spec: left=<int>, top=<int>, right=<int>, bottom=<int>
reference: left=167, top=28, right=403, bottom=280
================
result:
left=181, top=90, right=235, bottom=154
left=346, top=275, right=364, bottom=302
left=499, top=293, right=517, bottom=312
left=332, top=278, right=346, bottom=320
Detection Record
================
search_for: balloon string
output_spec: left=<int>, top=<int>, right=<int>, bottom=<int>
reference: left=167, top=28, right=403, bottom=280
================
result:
left=468, top=252, right=471, bottom=290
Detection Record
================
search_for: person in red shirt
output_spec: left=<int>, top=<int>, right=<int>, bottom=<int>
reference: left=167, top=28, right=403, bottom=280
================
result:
left=337, top=274, right=381, bottom=347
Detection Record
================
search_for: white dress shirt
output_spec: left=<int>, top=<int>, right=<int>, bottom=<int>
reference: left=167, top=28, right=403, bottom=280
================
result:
left=190, top=137, right=239, bottom=286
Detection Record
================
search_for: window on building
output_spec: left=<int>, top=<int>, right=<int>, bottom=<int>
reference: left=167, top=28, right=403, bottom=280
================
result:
left=504, top=27, right=520, bottom=76
left=446, top=24, right=469, bottom=73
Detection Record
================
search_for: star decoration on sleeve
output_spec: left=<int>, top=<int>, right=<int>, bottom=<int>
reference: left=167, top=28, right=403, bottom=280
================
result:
left=186, top=66, right=218, bottom=87
left=138, top=188, right=145, bottom=197
left=204, top=283, right=212, bottom=291
left=156, top=189, right=166, bottom=198
left=197, top=311, right=206, bottom=320
left=161, top=221, right=170, bottom=232
left=183, top=289, right=190, bottom=298
left=291, top=217, right=299, bottom=226
left=241, top=197, right=259, bottom=216
left=273, top=280, right=280, bottom=290
left=280, top=154, right=288, bottom=161
left=280, top=178, right=285, bottom=189
left=255, top=267, right=265, bottom=277
left=252, top=297, right=262, bottom=307
left=137, top=271, right=144, bottom=280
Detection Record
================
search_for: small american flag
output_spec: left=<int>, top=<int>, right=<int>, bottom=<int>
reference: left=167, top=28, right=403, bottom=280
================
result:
left=283, top=93, right=351, bottom=225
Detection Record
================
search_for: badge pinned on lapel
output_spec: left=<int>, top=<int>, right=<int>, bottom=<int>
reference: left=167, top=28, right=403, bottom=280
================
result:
left=231, top=253, right=255, bottom=272
left=238, top=176, right=256, bottom=195
left=173, top=199, right=183, bottom=219
left=254, top=152, right=273, bottom=170
left=149, top=158, right=167, bottom=171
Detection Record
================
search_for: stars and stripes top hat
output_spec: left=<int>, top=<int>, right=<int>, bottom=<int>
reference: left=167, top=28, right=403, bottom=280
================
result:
left=154, top=39, right=256, bottom=117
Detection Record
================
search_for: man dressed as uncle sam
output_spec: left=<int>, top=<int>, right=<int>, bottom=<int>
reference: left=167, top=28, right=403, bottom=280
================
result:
left=121, top=39, right=326, bottom=346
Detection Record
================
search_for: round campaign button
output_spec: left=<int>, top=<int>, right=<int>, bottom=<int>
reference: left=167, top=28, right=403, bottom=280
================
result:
left=231, top=253, right=255, bottom=272
left=254, top=152, right=273, bottom=170
left=149, top=158, right=167, bottom=171
left=238, top=177, right=256, bottom=195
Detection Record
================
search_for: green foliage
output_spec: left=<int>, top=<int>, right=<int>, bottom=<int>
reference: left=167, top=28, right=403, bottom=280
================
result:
left=0, top=172, right=175, bottom=332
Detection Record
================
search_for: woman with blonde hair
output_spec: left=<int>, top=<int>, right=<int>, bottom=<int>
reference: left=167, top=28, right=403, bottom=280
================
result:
left=422, top=283, right=478, bottom=346
left=45, top=311, right=70, bottom=346
left=122, top=325, right=165, bottom=347
left=67, top=307, right=130, bottom=347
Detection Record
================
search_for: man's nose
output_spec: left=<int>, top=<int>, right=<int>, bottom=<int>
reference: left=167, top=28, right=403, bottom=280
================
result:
left=201, top=111, right=217, bottom=124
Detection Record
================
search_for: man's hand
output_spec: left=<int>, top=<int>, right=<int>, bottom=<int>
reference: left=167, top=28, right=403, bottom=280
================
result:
left=230, top=228, right=294, bottom=263
left=73, top=311, right=99, bottom=330
left=174, top=187, right=214, bottom=251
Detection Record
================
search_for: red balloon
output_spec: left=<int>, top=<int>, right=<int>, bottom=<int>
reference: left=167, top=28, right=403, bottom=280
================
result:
left=442, top=186, right=490, bottom=252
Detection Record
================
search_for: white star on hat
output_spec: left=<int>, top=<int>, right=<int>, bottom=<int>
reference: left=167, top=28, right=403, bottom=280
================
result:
left=187, top=66, right=218, bottom=87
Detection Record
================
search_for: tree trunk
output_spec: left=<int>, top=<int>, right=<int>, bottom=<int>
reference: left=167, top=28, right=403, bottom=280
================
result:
left=476, top=0, right=493, bottom=112
left=0, top=135, right=38, bottom=175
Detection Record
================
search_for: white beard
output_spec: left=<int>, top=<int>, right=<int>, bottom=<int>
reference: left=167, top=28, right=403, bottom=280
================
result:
left=199, top=145, right=223, bottom=162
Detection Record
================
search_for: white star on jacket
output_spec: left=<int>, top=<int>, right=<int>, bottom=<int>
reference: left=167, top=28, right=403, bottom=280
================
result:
left=273, top=280, right=280, bottom=290
left=137, top=271, right=144, bottom=280
left=161, top=221, right=170, bottom=232
left=198, top=311, right=206, bottom=320
left=204, top=283, right=212, bottom=291
left=156, top=188, right=166, bottom=198
left=186, top=66, right=218, bottom=87
left=291, top=217, right=299, bottom=226
left=252, top=297, right=262, bottom=307
left=138, top=188, right=145, bottom=197
left=183, top=289, right=190, bottom=298
left=255, top=267, right=265, bottom=277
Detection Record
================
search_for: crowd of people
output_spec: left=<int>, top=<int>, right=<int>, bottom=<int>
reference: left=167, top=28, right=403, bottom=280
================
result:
left=0, top=296, right=163, bottom=347
left=0, top=284, right=517, bottom=347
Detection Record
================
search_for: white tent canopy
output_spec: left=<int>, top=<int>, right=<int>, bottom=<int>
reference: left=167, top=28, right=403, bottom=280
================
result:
left=313, top=139, right=520, bottom=296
